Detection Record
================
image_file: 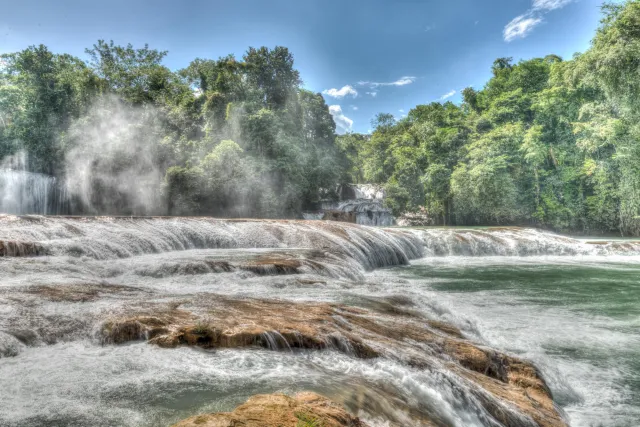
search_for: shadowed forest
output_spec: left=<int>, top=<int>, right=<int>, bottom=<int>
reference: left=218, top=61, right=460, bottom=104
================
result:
left=2, top=1, right=640, bottom=234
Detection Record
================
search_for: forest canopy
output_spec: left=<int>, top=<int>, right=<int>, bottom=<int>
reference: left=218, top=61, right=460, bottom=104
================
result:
left=1, top=1, right=640, bottom=235
left=338, top=0, right=640, bottom=236
left=0, top=43, right=344, bottom=217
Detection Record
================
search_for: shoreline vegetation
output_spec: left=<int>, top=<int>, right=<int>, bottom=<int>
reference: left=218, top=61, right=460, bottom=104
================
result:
left=1, top=1, right=640, bottom=236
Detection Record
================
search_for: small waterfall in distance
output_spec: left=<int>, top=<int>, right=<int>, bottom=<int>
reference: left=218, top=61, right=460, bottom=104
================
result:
left=0, top=152, right=68, bottom=215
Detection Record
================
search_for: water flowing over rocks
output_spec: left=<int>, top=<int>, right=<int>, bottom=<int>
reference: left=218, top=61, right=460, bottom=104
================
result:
left=97, top=296, right=566, bottom=427
left=332, top=199, right=394, bottom=227
left=410, top=227, right=640, bottom=257
left=171, top=392, right=369, bottom=427
left=0, top=215, right=422, bottom=270
left=7, top=216, right=637, bottom=426
left=309, top=184, right=395, bottom=226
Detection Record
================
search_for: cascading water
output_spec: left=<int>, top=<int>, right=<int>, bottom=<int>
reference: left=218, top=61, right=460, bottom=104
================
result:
left=1, top=217, right=638, bottom=427
left=408, top=227, right=640, bottom=256
left=0, top=153, right=68, bottom=215
left=0, top=169, right=68, bottom=215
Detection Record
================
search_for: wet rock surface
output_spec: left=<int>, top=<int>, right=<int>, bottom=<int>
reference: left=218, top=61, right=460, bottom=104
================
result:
left=0, top=216, right=598, bottom=426
left=171, top=392, right=369, bottom=427
left=99, top=296, right=566, bottom=427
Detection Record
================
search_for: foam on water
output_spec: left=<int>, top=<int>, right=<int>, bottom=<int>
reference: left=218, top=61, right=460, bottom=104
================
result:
left=409, top=227, right=640, bottom=256
left=377, top=256, right=640, bottom=427
left=0, top=216, right=423, bottom=271
left=2, top=217, right=640, bottom=426
left=0, top=342, right=522, bottom=427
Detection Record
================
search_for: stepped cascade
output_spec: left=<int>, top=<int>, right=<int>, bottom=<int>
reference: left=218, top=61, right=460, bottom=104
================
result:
left=1, top=216, right=639, bottom=427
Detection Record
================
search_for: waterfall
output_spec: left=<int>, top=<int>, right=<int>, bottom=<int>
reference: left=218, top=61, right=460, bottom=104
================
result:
left=409, top=227, right=640, bottom=256
left=1, top=216, right=639, bottom=262
left=0, top=152, right=68, bottom=215
left=0, top=169, right=68, bottom=215
left=0, top=217, right=424, bottom=275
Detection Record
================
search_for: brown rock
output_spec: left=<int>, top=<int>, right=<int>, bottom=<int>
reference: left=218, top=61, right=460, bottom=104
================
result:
left=99, top=297, right=567, bottom=427
left=171, top=392, right=368, bottom=427
left=24, top=283, right=140, bottom=303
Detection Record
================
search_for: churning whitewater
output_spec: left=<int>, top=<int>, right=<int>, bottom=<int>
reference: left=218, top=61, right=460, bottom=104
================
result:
left=1, top=215, right=639, bottom=427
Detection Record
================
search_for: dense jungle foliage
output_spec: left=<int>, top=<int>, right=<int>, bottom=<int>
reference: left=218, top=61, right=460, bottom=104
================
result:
left=339, top=1, right=640, bottom=235
left=1, top=1, right=640, bottom=234
left=0, top=43, right=343, bottom=217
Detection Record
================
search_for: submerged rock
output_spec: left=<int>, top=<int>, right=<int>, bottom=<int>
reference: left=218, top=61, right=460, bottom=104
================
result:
left=0, top=239, right=46, bottom=257
left=171, top=392, right=368, bottom=427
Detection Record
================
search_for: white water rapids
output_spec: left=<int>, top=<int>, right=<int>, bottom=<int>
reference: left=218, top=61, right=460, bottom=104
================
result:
left=1, top=216, right=639, bottom=426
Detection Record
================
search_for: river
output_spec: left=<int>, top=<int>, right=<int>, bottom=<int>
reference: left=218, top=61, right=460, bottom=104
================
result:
left=0, top=217, right=638, bottom=426
left=383, top=256, right=640, bottom=427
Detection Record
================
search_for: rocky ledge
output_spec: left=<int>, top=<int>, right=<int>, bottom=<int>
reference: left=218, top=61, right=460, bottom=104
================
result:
left=99, top=295, right=567, bottom=427
left=171, top=392, right=368, bottom=427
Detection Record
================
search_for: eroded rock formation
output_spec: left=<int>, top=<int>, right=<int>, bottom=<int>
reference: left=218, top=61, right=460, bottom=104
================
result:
left=171, top=392, right=368, bottom=427
left=99, top=296, right=566, bottom=427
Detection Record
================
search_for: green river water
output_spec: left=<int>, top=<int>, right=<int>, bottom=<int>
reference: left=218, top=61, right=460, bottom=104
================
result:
left=386, top=256, right=640, bottom=427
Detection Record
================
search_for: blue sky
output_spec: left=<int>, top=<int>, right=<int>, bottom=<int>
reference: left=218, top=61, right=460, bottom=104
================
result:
left=1, top=0, right=609, bottom=133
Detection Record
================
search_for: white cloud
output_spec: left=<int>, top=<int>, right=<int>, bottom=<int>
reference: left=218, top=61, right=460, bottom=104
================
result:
left=393, top=77, right=416, bottom=86
left=533, top=0, right=573, bottom=11
left=366, top=91, right=378, bottom=97
left=351, top=105, right=358, bottom=111
left=504, top=0, right=574, bottom=42
left=358, top=76, right=416, bottom=88
left=440, top=90, right=457, bottom=100
left=399, top=109, right=404, bottom=113
left=329, top=105, right=353, bottom=134
left=322, top=85, right=358, bottom=98
left=504, top=13, right=543, bottom=42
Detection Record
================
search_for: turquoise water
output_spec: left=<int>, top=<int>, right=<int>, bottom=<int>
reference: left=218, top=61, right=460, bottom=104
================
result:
left=386, top=256, right=640, bottom=427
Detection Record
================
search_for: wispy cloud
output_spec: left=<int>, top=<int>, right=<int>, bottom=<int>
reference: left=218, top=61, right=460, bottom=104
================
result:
left=351, top=105, right=358, bottom=111
left=503, top=0, right=574, bottom=42
left=504, top=14, right=543, bottom=42
left=533, top=0, right=573, bottom=11
left=322, top=85, right=358, bottom=99
left=329, top=105, right=353, bottom=134
left=440, top=90, right=457, bottom=101
left=366, top=91, right=378, bottom=97
left=399, top=109, right=404, bottom=113
left=358, top=76, right=416, bottom=88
